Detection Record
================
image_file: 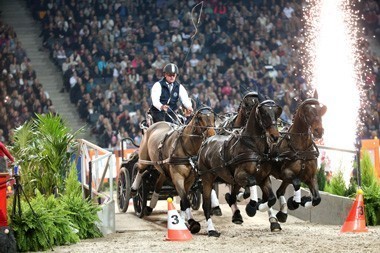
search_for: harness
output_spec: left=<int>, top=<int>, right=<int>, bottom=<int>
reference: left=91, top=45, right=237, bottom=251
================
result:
left=138, top=125, right=195, bottom=176
left=273, top=131, right=320, bottom=170
left=138, top=107, right=214, bottom=175
left=199, top=100, right=279, bottom=184
left=198, top=130, right=271, bottom=184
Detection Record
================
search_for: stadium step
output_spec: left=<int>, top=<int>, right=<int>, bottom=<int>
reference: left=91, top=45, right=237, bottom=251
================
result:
left=0, top=0, right=96, bottom=143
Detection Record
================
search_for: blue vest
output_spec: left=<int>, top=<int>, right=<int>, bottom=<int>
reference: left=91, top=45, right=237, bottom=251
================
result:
left=158, top=79, right=180, bottom=111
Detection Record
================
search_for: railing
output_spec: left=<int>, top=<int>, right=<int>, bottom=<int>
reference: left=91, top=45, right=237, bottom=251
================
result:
left=76, top=139, right=115, bottom=202
left=75, top=139, right=116, bottom=235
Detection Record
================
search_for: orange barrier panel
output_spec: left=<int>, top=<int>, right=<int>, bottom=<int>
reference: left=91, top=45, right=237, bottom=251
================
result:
left=81, top=148, right=137, bottom=184
left=361, top=138, right=380, bottom=178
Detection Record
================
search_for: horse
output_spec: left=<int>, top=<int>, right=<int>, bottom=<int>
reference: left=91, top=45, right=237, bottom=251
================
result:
left=197, top=100, right=282, bottom=237
left=130, top=106, right=216, bottom=234
left=217, top=91, right=260, bottom=133
left=204, top=91, right=262, bottom=215
left=218, top=91, right=277, bottom=215
left=267, top=98, right=327, bottom=231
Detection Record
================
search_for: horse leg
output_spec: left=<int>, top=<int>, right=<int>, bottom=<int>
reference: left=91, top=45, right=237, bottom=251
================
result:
left=245, top=186, right=258, bottom=217
left=237, top=187, right=251, bottom=202
left=276, top=181, right=291, bottom=222
left=245, top=176, right=275, bottom=216
left=211, top=188, right=222, bottom=216
left=130, top=169, right=143, bottom=196
left=257, top=177, right=277, bottom=212
left=301, top=178, right=321, bottom=208
left=268, top=207, right=282, bottom=232
left=265, top=179, right=282, bottom=232
left=202, top=179, right=220, bottom=237
left=225, top=184, right=243, bottom=224
left=287, top=178, right=302, bottom=210
left=173, top=176, right=200, bottom=234
left=146, top=173, right=166, bottom=216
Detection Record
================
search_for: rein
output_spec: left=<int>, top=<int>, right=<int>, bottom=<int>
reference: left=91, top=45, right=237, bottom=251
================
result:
left=198, top=130, right=271, bottom=177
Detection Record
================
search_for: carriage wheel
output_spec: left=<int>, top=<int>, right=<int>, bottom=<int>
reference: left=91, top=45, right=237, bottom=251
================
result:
left=132, top=164, right=147, bottom=218
left=188, top=180, right=202, bottom=210
left=117, top=167, right=131, bottom=213
left=189, top=189, right=202, bottom=210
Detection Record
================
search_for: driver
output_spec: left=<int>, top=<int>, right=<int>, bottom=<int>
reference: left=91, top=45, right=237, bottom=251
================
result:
left=150, top=63, right=193, bottom=123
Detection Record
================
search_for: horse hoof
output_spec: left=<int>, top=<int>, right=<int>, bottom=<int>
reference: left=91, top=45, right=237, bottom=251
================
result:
left=243, top=190, right=250, bottom=199
left=211, top=206, right=222, bottom=216
left=145, top=206, right=153, bottom=216
left=224, top=193, right=236, bottom=206
left=276, top=211, right=288, bottom=223
left=188, top=219, right=201, bottom=234
left=208, top=230, right=221, bottom=237
left=245, top=200, right=257, bottom=217
left=130, top=188, right=137, bottom=197
left=270, top=222, right=282, bottom=232
left=301, top=196, right=312, bottom=206
left=287, top=197, right=300, bottom=210
left=232, top=210, right=243, bottom=224
left=224, top=193, right=231, bottom=203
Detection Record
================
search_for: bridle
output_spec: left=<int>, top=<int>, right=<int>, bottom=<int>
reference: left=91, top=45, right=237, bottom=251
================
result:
left=256, top=100, right=281, bottom=131
left=187, top=106, right=215, bottom=138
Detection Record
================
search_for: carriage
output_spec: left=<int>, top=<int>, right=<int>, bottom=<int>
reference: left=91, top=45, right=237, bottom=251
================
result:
left=116, top=137, right=203, bottom=217
left=116, top=92, right=327, bottom=236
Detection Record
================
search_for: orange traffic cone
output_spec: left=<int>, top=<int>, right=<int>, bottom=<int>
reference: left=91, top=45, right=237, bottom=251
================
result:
left=166, top=197, right=192, bottom=241
left=340, top=188, right=368, bottom=233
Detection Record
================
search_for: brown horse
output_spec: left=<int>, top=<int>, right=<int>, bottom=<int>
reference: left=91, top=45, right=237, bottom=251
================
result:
left=197, top=100, right=282, bottom=237
left=209, top=91, right=262, bottom=215
left=217, top=91, right=260, bottom=133
left=130, top=106, right=215, bottom=233
left=267, top=98, right=327, bottom=231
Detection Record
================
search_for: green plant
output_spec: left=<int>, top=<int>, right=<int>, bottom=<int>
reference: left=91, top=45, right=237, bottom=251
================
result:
left=8, top=166, right=103, bottom=251
left=345, top=176, right=357, bottom=197
left=11, top=113, right=83, bottom=197
left=360, top=152, right=380, bottom=226
left=9, top=191, right=80, bottom=252
left=324, top=170, right=347, bottom=196
left=60, top=165, right=103, bottom=239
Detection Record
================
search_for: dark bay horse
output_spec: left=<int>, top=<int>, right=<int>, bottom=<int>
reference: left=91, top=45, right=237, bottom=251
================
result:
left=217, top=91, right=260, bottom=133
left=130, top=107, right=215, bottom=233
left=211, top=91, right=261, bottom=215
left=219, top=91, right=276, bottom=216
left=268, top=98, right=327, bottom=231
left=197, top=100, right=282, bottom=237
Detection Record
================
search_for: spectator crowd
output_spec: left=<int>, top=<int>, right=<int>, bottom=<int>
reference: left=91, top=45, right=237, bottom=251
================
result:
left=1, top=0, right=379, bottom=149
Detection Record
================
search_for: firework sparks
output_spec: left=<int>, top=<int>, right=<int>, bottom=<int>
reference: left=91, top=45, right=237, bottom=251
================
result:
left=302, top=0, right=367, bottom=183
left=303, top=0, right=365, bottom=150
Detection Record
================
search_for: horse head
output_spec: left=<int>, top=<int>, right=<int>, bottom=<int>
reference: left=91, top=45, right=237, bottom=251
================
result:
left=187, top=106, right=216, bottom=138
left=255, top=100, right=282, bottom=143
left=235, top=91, right=260, bottom=127
left=297, top=98, right=327, bottom=139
